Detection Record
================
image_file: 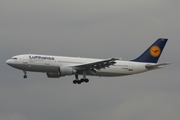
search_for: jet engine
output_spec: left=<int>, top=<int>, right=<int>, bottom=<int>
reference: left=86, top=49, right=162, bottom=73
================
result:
left=46, top=66, right=76, bottom=78
left=46, top=72, right=61, bottom=78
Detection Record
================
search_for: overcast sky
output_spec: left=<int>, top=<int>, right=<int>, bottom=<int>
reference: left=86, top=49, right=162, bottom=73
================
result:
left=0, top=0, right=180, bottom=120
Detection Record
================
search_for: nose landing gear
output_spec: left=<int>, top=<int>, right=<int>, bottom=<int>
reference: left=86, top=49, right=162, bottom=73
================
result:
left=23, top=75, right=27, bottom=79
left=23, top=71, right=27, bottom=79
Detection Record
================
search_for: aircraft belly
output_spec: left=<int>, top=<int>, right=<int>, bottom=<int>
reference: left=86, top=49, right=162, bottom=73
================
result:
left=87, top=72, right=129, bottom=77
left=28, top=65, right=58, bottom=72
left=9, top=64, right=58, bottom=73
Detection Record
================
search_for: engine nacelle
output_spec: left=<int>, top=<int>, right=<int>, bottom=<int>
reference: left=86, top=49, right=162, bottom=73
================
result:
left=59, top=66, right=75, bottom=76
left=46, top=66, right=76, bottom=78
left=46, top=73, right=61, bottom=78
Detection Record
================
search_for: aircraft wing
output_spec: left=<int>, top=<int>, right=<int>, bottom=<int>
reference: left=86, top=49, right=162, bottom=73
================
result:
left=73, top=58, right=119, bottom=73
left=145, top=62, right=171, bottom=70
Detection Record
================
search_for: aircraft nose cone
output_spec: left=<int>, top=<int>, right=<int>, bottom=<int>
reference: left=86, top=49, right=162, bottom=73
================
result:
left=6, top=59, right=11, bottom=65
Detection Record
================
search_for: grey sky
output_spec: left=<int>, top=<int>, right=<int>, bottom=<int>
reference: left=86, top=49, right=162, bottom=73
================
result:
left=0, top=0, right=180, bottom=120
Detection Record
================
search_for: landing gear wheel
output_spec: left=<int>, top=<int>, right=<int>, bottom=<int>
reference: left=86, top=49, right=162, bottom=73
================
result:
left=23, top=75, right=27, bottom=79
left=73, top=80, right=82, bottom=84
left=23, top=71, right=27, bottom=79
left=73, top=80, right=78, bottom=84
left=77, top=80, right=81, bottom=84
left=80, top=78, right=85, bottom=83
left=79, top=78, right=89, bottom=83
left=73, top=73, right=89, bottom=84
left=84, top=79, right=89, bottom=83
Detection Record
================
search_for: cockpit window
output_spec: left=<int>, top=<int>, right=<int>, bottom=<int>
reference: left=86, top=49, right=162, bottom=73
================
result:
left=12, top=57, right=17, bottom=60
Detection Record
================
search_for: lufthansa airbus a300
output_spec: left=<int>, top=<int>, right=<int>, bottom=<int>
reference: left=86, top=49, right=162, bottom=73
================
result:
left=6, top=38, right=170, bottom=84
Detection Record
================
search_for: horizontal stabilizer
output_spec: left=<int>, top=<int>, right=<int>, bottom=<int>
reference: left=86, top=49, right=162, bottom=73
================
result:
left=145, top=62, right=171, bottom=70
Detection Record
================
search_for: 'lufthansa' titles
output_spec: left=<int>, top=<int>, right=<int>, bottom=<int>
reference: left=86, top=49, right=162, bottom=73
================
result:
left=29, top=55, right=54, bottom=60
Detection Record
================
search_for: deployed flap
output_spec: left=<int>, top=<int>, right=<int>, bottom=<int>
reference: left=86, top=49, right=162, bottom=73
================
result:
left=73, top=58, right=119, bottom=73
left=145, top=62, right=171, bottom=70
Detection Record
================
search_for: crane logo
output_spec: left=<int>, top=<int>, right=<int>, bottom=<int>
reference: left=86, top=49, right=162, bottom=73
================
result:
left=150, top=45, right=161, bottom=57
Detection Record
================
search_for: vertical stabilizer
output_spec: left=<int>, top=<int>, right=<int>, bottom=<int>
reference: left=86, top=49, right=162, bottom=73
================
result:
left=132, top=38, right=168, bottom=63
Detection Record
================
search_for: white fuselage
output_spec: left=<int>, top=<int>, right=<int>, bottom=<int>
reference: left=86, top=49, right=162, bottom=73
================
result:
left=6, top=54, right=152, bottom=77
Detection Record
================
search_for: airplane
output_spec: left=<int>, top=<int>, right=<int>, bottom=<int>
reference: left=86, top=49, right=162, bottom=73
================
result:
left=6, top=38, right=170, bottom=84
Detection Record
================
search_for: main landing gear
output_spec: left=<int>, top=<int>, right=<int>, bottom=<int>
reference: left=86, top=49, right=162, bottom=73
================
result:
left=23, top=71, right=27, bottom=79
left=73, top=78, right=89, bottom=84
left=73, top=72, right=89, bottom=84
